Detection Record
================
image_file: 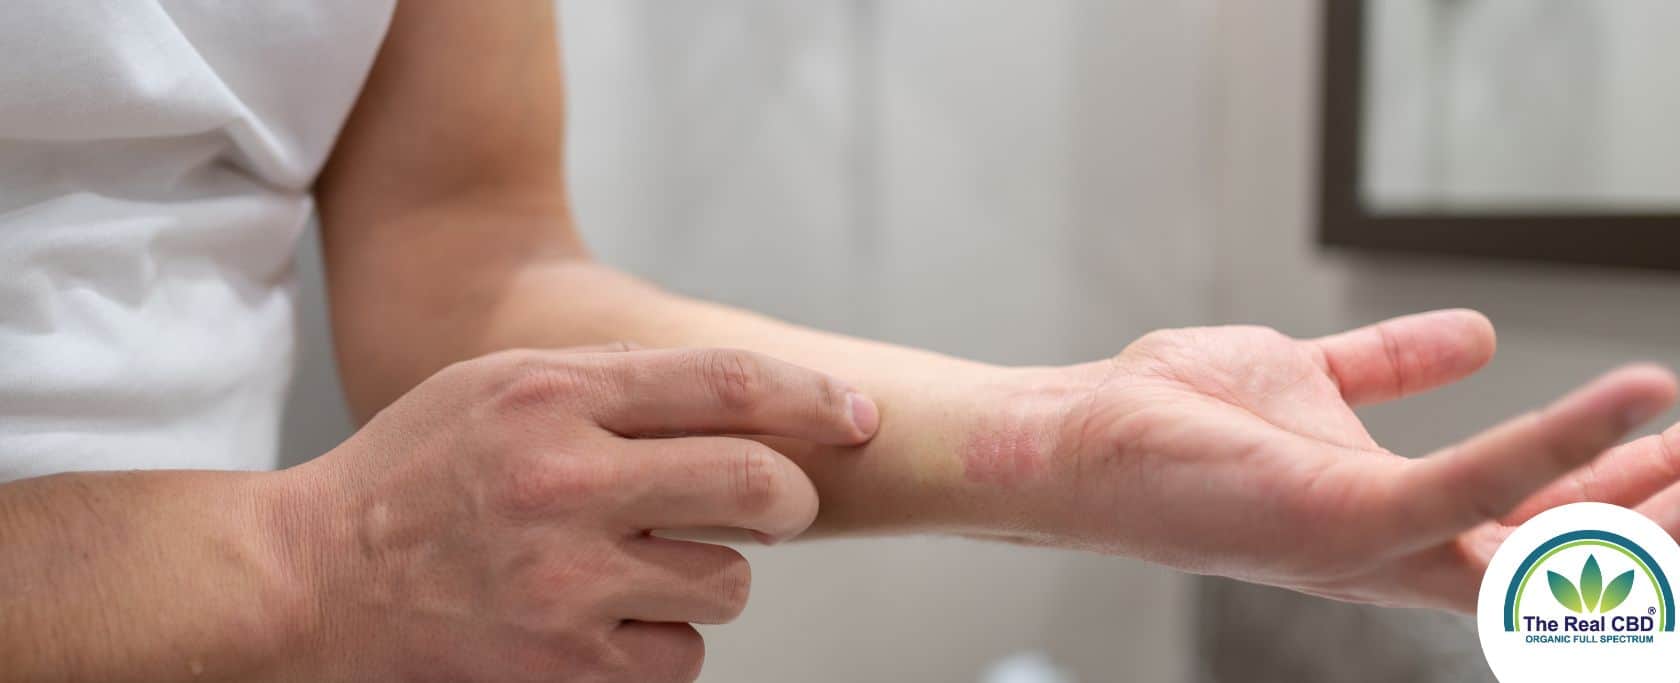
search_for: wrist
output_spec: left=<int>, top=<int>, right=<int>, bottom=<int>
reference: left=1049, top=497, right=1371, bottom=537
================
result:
left=801, top=359, right=1092, bottom=537
left=928, top=358, right=1137, bottom=543
left=779, top=356, right=997, bottom=535
left=244, top=464, right=345, bottom=682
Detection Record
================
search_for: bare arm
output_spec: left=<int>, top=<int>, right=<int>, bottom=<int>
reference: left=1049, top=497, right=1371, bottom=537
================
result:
left=0, top=7, right=936, bottom=679
left=316, top=2, right=1680, bottom=613
left=0, top=470, right=310, bottom=682
left=316, top=2, right=997, bottom=535
left=0, top=347, right=884, bottom=682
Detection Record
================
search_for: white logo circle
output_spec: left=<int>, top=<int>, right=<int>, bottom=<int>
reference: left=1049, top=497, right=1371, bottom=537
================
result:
left=1477, top=502, right=1680, bottom=682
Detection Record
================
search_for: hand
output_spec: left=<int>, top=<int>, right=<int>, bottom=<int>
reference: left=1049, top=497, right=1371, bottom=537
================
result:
left=964, top=310, right=1679, bottom=611
left=268, top=346, right=879, bottom=682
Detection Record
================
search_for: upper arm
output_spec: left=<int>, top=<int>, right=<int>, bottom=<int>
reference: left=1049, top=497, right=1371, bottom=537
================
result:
left=312, top=2, right=585, bottom=419
left=315, top=1, right=570, bottom=228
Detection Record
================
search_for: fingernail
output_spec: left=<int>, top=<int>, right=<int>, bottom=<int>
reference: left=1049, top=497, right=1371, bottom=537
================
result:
left=848, top=392, right=880, bottom=437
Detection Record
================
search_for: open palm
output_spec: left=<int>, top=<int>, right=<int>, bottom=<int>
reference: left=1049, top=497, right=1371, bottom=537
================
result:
left=1036, top=310, right=1680, bottom=612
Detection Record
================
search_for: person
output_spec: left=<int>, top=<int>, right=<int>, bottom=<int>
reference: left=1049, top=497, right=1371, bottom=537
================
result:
left=3, top=3, right=1678, bottom=682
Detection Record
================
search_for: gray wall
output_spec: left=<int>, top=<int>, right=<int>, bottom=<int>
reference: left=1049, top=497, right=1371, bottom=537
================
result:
left=281, top=1, right=1680, bottom=680
left=1203, top=2, right=1680, bottom=681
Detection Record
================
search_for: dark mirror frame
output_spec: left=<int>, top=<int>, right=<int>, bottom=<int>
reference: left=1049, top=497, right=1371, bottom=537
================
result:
left=1317, top=0, right=1680, bottom=271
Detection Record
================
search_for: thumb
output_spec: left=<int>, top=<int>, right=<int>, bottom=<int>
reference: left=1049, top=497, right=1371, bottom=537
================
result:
left=1311, top=309, right=1496, bottom=406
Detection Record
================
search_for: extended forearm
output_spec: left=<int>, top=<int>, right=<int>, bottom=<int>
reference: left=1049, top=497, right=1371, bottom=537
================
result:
left=0, top=470, right=312, bottom=682
left=481, top=260, right=1020, bottom=534
left=321, top=199, right=1024, bottom=535
left=311, top=0, right=1037, bottom=538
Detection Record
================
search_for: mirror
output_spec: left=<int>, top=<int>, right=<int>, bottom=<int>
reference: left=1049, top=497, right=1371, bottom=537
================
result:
left=1319, top=0, right=1680, bottom=269
left=1363, top=0, right=1680, bottom=214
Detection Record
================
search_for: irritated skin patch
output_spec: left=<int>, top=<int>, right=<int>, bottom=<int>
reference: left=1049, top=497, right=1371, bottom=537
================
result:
left=961, top=418, right=1046, bottom=487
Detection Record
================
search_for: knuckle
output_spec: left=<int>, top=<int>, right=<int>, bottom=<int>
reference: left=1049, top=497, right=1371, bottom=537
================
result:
left=712, top=549, right=753, bottom=622
left=494, top=453, right=616, bottom=517
left=731, top=446, right=785, bottom=517
left=814, top=374, right=849, bottom=422
left=697, top=349, right=764, bottom=412
left=480, top=350, right=584, bottom=415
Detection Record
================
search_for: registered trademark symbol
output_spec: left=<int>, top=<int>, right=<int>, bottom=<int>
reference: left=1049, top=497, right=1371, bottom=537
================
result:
left=1650, top=606, right=1658, bottom=615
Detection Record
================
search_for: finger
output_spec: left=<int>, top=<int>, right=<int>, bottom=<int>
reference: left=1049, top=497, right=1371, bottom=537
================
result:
left=1382, top=364, right=1677, bottom=548
left=584, top=348, right=879, bottom=445
left=1311, top=309, right=1496, bottom=406
left=1503, top=423, right=1680, bottom=524
left=1635, top=471, right=1680, bottom=539
left=553, top=341, right=642, bottom=354
left=614, top=436, right=818, bottom=543
left=605, top=537, right=752, bottom=625
left=609, top=621, right=705, bottom=683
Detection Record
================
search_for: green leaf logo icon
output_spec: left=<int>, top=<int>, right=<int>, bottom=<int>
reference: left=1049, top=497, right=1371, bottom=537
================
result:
left=1581, top=555, right=1603, bottom=611
left=1550, top=570, right=1584, bottom=613
left=1547, top=555, right=1634, bottom=614
left=1600, top=570, right=1636, bottom=613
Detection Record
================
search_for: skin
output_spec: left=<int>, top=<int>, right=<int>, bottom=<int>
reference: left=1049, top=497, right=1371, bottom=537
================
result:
left=0, top=347, right=878, bottom=682
left=960, top=417, right=1049, bottom=488
left=5, top=2, right=1680, bottom=681
left=315, top=2, right=1680, bottom=614
left=981, top=317, right=1680, bottom=612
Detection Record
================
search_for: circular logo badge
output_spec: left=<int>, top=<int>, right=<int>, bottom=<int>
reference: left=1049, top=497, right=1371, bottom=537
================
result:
left=1477, top=502, right=1680, bottom=682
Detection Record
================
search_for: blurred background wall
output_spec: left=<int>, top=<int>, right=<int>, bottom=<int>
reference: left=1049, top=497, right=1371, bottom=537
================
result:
left=280, top=1, right=1680, bottom=680
left=1362, top=0, right=1680, bottom=211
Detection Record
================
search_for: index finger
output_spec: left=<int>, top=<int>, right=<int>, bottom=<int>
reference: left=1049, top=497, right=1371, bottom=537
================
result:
left=580, top=348, right=880, bottom=445
left=1501, top=423, right=1680, bottom=525
left=1379, top=364, right=1676, bottom=553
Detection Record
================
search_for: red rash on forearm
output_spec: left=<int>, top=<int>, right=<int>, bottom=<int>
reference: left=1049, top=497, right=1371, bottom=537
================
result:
left=951, top=365, right=1111, bottom=500
left=961, top=418, right=1049, bottom=488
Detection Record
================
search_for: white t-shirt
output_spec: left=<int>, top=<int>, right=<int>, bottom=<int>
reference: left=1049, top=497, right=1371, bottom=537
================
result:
left=0, top=2, right=394, bottom=481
